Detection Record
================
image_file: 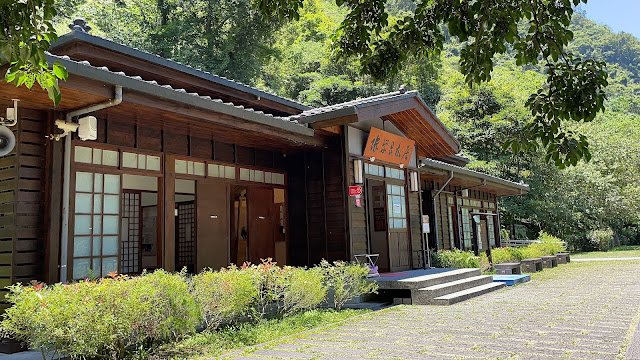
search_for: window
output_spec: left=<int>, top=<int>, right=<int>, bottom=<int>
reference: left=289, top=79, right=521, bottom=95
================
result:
left=461, top=208, right=471, bottom=248
left=124, top=152, right=161, bottom=171
left=208, top=163, right=236, bottom=179
left=239, top=168, right=285, bottom=185
left=73, top=172, right=120, bottom=279
left=386, top=184, right=406, bottom=229
left=365, top=163, right=384, bottom=177
left=385, top=167, right=405, bottom=180
left=175, top=159, right=205, bottom=176
left=488, top=213, right=496, bottom=247
left=75, top=146, right=118, bottom=167
left=448, top=207, right=455, bottom=248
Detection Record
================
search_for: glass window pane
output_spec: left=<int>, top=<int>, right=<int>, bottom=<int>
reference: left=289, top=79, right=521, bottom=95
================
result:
left=194, top=162, right=205, bottom=176
left=138, top=154, right=146, bottom=169
left=102, top=257, right=118, bottom=276
left=255, top=170, right=264, bottom=182
left=93, top=215, right=102, bottom=235
left=186, top=161, right=194, bottom=175
left=103, top=194, right=119, bottom=214
left=76, top=172, right=93, bottom=192
left=73, top=258, right=91, bottom=279
left=93, top=194, right=102, bottom=213
left=208, top=164, right=219, bottom=178
left=123, top=152, right=138, bottom=168
left=94, top=173, right=103, bottom=193
left=92, top=257, right=101, bottom=277
left=93, top=236, right=101, bottom=256
left=275, top=173, right=285, bottom=185
left=175, top=160, right=187, bottom=174
left=103, top=150, right=118, bottom=167
left=264, top=172, right=272, bottom=184
left=394, top=219, right=403, bottom=228
left=147, top=156, right=160, bottom=171
left=74, top=215, right=91, bottom=235
left=102, top=236, right=118, bottom=256
left=75, top=193, right=92, bottom=214
left=92, top=148, right=102, bottom=165
left=104, top=174, right=120, bottom=194
left=103, top=215, right=119, bottom=235
left=225, top=166, right=236, bottom=179
left=74, top=146, right=92, bottom=163
left=240, top=168, right=250, bottom=181
left=73, top=236, right=91, bottom=257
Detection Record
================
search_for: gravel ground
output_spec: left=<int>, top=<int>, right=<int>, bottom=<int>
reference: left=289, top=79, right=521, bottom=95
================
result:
left=223, top=260, right=640, bottom=360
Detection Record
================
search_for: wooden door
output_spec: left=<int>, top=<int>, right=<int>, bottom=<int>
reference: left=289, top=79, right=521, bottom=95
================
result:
left=196, top=180, right=229, bottom=272
left=176, top=200, right=195, bottom=272
left=367, top=179, right=389, bottom=272
left=387, top=183, right=411, bottom=272
left=247, top=187, right=275, bottom=264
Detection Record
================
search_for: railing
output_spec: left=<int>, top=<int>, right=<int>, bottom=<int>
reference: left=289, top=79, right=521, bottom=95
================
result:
left=501, top=239, right=566, bottom=248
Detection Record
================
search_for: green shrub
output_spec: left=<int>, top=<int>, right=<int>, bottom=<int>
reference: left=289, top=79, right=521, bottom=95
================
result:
left=589, top=229, right=614, bottom=251
left=431, top=249, right=479, bottom=268
left=491, top=247, right=524, bottom=264
left=319, top=260, right=378, bottom=310
left=280, top=267, right=327, bottom=314
left=479, top=253, right=492, bottom=273
left=191, top=266, right=259, bottom=329
left=1, top=270, right=200, bottom=360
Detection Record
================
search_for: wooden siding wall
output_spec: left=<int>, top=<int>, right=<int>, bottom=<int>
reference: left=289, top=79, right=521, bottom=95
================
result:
left=93, top=118, right=288, bottom=169
left=347, top=160, right=368, bottom=257
left=408, top=191, right=422, bottom=268
left=288, top=136, right=349, bottom=266
left=0, top=109, right=48, bottom=310
left=423, top=180, right=498, bottom=251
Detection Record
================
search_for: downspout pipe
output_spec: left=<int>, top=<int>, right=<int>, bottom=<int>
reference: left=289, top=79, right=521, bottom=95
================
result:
left=60, top=86, right=123, bottom=282
left=431, top=171, right=454, bottom=252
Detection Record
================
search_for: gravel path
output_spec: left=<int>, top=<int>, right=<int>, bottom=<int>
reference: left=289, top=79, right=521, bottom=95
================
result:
left=223, top=260, right=640, bottom=360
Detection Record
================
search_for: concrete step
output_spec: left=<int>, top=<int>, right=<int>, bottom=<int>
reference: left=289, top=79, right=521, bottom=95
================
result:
left=431, top=282, right=506, bottom=306
left=412, top=275, right=494, bottom=304
left=379, top=268, right=481, bottom=290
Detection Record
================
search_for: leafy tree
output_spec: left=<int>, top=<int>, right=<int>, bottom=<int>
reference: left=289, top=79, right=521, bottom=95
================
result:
left=1, top=0, right=68, bottom=104
left=256, top=0, right=608, bottom=168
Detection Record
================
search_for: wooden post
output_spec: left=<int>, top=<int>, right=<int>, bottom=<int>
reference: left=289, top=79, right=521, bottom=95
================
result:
left=163, top=155, right=176, bottom=271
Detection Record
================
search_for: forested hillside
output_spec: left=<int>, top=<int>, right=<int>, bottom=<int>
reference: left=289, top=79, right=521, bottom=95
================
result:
left=52, top=0, right=640, bottom=249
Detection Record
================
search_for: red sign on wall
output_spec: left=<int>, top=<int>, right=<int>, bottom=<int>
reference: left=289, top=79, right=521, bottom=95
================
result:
left=349, top=186, right=363, bottom=196
left=363, top=127, right=415, bottom=167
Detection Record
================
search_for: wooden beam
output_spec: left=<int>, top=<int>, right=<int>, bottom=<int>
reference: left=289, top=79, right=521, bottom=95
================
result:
left=163, top=155, right=176, bottom=271
left=308, top=114, right=358, bottom=129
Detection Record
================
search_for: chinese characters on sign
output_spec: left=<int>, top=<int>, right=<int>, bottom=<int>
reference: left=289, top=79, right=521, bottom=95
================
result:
left=363, top=127, right=415, bottom=167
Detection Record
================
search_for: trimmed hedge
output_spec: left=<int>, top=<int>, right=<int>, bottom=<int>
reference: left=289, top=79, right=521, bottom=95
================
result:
left=0, top=260, right=377, bottom=360
left=492, top=232, right=566, bottom=265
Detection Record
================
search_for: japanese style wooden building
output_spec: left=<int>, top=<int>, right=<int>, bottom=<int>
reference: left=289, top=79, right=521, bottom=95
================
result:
left=0, top=25, right=528, bottom=305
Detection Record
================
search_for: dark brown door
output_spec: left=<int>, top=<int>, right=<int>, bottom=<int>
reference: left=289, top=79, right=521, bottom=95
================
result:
left=196, top=180, right=229, bottom=272
left=386, top=182, right=411, bottom=272
left=367, top=179, right=389, bottom=272
left=247, top=186, right=275, bottom=264
left=176, top=200, right=195, bottom=272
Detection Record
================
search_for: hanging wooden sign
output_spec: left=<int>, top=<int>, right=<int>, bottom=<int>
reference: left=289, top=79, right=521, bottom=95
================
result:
left=363, top=127, right=415, bottom=167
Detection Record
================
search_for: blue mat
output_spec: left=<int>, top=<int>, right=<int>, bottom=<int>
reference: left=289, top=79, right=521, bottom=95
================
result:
left=493, top=274, right=530, bottom=286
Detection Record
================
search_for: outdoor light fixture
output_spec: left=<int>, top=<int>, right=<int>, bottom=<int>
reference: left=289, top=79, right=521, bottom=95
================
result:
left=409, top=170, right=420, bottom=192
left=354, top=158, right=364, bottom=185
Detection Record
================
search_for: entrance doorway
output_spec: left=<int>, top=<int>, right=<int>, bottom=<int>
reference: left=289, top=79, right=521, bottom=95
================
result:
left=231, top=185, right=248, bottom=265
left=366, top=178, right=411, bottom=273
left=247, top=187, right=276, bottom=264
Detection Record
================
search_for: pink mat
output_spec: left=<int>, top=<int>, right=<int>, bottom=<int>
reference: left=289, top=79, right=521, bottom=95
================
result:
left=379, top=272, right=410, bottom=277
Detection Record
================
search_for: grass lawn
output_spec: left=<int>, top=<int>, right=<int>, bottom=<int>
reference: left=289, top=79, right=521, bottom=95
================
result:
left=151, top=308, right=368, bottom=360
left=571, top=245, right=640, bottom=259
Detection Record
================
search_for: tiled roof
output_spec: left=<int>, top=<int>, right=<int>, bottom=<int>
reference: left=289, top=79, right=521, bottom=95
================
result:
left=421, top=158, right=530, bottom=192
left=284, top=91, right=418, bottom=122
left=48, top=53, right=314, bottom=136
left=51, top=30, right=310, bottom=112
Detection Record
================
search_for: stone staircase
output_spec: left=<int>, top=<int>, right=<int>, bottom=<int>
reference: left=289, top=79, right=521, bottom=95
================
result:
left=376, top=268, right=505, bottom=305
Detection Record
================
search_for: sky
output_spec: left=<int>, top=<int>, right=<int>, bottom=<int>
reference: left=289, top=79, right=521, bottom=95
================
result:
left=579, top=0, right=640, bottom=39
